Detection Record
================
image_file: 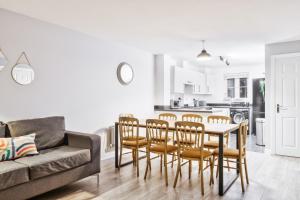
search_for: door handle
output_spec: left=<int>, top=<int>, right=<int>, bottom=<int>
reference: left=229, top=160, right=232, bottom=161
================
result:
left=277, top=104, right=288, bottom=113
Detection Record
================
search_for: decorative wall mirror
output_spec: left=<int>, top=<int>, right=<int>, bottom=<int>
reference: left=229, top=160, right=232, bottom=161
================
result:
left=117, top=62, right=134, bottom=85
left=0, top=48, right=8, bottom=71
left=12, top=52, right=35, bottom=85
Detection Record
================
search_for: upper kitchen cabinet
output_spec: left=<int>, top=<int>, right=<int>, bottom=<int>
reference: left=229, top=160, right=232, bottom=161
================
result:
left=173, top=66, right=185, bottom=93
left=173, top=66, right=212, bottom=95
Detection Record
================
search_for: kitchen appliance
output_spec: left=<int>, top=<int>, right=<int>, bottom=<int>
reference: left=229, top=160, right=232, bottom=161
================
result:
left=252, top=78, right=265, bottom=135
left=230, top=102, right=251, bottom=135
left=170, top=98, right=183, bottom=108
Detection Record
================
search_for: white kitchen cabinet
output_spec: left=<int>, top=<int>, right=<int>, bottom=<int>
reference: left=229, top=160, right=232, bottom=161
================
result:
left=173, top=66, right=212, bottom=95
left=173, top=66, right=185, bottom=93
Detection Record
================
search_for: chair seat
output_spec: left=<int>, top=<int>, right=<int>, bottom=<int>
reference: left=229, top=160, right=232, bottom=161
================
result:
left=123, top=136, right=146, bottom=141
left=122, top=139, right=147, bottom=147
left=149, top=144, right=177, bottom=153
left=181, top=149, right=212, bottom=159
left=204, top=141, right=226, bottom=148
left=213, top=148, right=245, bottom=158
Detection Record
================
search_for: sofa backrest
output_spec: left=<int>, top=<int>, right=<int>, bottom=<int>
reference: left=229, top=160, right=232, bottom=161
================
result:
left=6, top=116, right=65, bottom=150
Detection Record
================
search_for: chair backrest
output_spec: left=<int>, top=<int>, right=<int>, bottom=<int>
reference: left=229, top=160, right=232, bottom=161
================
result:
left=146, top=119, right=169, bottom=146
left=119, top=113, right=134, bottom=118
left=239, top=120, right=248, bottom=156
left=207, top=115, right=231, bottom=124
left=159, top=113, right=177, bottom=121
left=119, top=117, right=139, bottom=141
left=207, top=115, right=231, bottom=141
left=175, top=121, right=205, bottom=152
left=182, top=114, right=203, bottom=123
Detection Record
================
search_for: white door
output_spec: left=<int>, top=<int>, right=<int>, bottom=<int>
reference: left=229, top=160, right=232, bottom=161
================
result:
left=275, top=54, right=300, bottom=157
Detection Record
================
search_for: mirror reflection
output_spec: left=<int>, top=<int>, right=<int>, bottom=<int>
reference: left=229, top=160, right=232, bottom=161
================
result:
left=12, top=63, right=35, bottom=85
left=117, top=62, right=134, bottom=85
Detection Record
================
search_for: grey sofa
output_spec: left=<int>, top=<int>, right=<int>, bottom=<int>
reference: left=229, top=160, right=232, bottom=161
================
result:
left=0, top=116, right=101, bottom=200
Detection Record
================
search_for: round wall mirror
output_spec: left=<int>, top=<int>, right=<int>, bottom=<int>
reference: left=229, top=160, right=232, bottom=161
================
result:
left=117, top=62, right=134, bottom=85
left=12, top=63, right=35, bottom=85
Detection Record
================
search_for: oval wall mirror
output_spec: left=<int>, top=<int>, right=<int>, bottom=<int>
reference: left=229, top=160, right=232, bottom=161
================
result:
left=117, top=62, right=134, bottom=85
left=12, top=63, right=35, bottom=85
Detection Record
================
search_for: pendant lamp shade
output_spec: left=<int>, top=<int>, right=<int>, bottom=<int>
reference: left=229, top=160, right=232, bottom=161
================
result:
left=197, top=40, right=212, bottom=61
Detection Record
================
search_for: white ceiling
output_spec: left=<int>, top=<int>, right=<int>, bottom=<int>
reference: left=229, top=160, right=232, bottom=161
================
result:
left=1, top=0, right=300, bottom=67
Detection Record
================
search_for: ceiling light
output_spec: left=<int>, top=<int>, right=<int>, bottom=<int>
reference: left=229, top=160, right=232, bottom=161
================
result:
left=197, top=40, right=211, bottom=61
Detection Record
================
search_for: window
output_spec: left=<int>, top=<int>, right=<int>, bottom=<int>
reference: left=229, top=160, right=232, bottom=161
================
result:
left=226, top=77, right=248, bottom=99
left=227, top=78, right=235, bottom=98
left=239, top=78, right=248, bottom=98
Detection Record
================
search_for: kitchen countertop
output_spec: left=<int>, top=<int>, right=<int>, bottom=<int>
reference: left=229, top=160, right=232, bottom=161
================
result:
left=154, top=105, right=225, bottom=113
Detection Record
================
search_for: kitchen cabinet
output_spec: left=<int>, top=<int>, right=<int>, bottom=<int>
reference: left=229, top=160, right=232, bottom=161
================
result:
left=173, top=66, right=185, bottom=93
left=173, top=66, right=212, bottom=95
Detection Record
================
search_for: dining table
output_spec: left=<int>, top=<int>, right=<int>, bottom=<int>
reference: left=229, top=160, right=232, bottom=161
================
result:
left=114, top=119, right=240, bottom=196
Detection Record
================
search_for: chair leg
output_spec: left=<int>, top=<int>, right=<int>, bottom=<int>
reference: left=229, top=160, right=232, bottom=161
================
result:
left=239, top=158, right=245, bottom=192
left=144, top=149, right=150, bottom=180
left=200, top=159, right=204, bottom=195
left=216, top=156, right=219, bottom=178
left=227, top=158, right=230, bottom=171
left=164, top=153, right=168, bottom=186
left=188, top=160, right=192, bottom=179
left=171, top=153, right=175, bottom=168
left=132, top=149, right=136, bottom=166
left=209, top=157, right=214, bottom=185
left=118, top=146, right=123, bottom=170
left=160, top=154, right=163, bottom=173
left=136, top=149, right=139, bottom=177
left=173, top=154, right=181, bottom=188
left=244, top=158, right=249, bottom=184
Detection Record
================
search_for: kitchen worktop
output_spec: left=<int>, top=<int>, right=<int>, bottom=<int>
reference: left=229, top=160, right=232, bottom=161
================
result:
left=154, top=105, right=225, bottom=113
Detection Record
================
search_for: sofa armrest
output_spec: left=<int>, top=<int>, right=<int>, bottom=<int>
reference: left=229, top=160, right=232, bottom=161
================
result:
left=65, top=131, right=101, bottom=164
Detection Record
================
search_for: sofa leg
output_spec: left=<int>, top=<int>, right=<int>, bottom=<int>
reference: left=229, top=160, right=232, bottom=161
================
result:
left=97, top=173, right=100, bottom=186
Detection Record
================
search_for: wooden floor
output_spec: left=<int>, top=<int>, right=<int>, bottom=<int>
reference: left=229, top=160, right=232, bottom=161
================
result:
left=32, top=151, right=300, bottom=200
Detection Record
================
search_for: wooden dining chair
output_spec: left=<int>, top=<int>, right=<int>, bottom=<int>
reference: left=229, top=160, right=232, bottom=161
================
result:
left=182, top=113, right=203, bottom=123
left=173, top=121, right=214, bottom=195
left=118, top=117, right=147, bottom=177
left=119, top=113, right=134, bottom=118
left=158, top=113, right=177, bottom=121
left=158, top=113, right=177, bottom=167
left=213, top=121, right=249, bottom=192
left=204, top=115, right=231, bottom=172
left=144, top=119, right=177, bottom=186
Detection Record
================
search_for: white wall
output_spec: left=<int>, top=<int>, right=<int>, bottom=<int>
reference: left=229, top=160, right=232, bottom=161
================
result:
left=265, top=40, right=300, bottom=152
left=0, top=9, right=155, bottom=132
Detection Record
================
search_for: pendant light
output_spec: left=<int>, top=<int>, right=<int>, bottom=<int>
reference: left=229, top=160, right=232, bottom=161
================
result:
left=197, top=40, right=211, bottom=61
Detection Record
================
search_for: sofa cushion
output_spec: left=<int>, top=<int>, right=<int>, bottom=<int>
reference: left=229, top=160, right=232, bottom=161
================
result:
left=14, top=146, right=91, bottom=180
left=0, top=161, right=29, bottom=190
left=6, top=116, right=65, bottom=150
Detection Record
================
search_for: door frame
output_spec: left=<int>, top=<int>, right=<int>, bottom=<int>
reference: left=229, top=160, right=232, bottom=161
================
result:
left=269, top=52, right=300, bottom=155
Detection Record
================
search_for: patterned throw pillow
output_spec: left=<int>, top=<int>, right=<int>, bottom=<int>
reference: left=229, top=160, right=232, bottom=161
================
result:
left=0, top=133, right=39, bottom=161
